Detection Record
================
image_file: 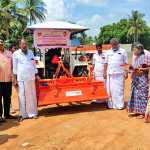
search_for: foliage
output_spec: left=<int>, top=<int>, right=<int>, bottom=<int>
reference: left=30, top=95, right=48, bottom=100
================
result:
left=1, top=4, right=150, bottom=50
left=127, top=10, right=145, bottom=42
left=96, top=10, right=150, bottom=49
left=0, top=0, right=46, bottom=48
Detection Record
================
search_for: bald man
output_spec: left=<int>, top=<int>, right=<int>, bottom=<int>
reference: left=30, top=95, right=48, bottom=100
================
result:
left=13, top=39, right=39, bottom=121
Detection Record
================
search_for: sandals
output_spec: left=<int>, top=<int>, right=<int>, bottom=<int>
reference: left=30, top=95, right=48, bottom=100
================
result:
left=128, top=113, right=138, bottom=117
left=128, top=113, right=145, bottom=119
left=136, top=114, right=144, bottom=119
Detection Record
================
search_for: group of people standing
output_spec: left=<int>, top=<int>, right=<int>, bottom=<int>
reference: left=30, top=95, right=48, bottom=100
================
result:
left=0, top=37, right=150, bottom=124
left=93, top=38, right=150, bottom=122
left=0, top=39, right=39, bottom=123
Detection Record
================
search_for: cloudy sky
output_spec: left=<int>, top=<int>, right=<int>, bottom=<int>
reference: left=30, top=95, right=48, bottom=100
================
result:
left=43, top=0, right=150, bottom=36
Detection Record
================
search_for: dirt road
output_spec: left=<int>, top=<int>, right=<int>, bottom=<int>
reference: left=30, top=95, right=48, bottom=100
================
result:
left=0, top=78, right=150, bottom=150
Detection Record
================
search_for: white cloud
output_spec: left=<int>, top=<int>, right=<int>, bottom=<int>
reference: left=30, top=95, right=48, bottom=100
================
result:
left=43, top=0, right=68, bottom=20
left=42, top=0, right=120, bottom=37
left=77, top=13, right=122, bottom=37
left=42, top=0, right=111, bottom=37
left=66, top=1, right=77, bottom=10
left=77, top=14, right=104, bottom=36
left=76, top=0, right=109, bottom=6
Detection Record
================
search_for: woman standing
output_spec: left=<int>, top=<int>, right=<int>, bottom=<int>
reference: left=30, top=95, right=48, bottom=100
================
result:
left=144, top=63, right=150, bottom=122
left=128, top=44, right=150, bottom=119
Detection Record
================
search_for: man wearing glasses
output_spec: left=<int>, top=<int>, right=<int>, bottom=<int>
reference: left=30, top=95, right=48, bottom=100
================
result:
left=104, top=38, right=128, bottom=110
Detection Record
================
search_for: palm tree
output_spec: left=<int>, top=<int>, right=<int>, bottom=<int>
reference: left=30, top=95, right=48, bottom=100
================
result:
left=0, top=0, right=16, bottom=39
left=0, top=0, right=46, bottom=45
left=127, top=10, right=145, bottom=43
left=23, top=0, right=47, bottom=25
left=0, top=0, right=28, bottom=40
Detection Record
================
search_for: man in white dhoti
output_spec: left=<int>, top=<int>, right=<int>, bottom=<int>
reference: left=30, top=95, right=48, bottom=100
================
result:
left=103, top=38, right=128, bottom=110
left=13, top=39, right=39, bottom=121
left=92, top=44, right=106, bottom=104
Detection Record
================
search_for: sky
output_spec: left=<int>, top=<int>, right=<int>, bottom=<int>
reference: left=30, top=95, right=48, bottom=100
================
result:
left=43, top=0, right=150, bottom=37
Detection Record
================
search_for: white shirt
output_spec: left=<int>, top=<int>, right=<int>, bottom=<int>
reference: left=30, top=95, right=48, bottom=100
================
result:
left=93, top=52, right=105, bottom=77
left=104, top=48, right=128, bottom=74
left=13, top=49, right=38, bottom=81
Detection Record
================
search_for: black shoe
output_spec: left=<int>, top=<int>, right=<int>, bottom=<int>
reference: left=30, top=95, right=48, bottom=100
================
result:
left=18, top=116, right=24, bottom=122
left=32, top=116, right=38, bottom=119
left=0, top=117, right=6, bottom=123
left=5, top=115, right=17, bottom=119
left=28, top=116, right=38, bottom=120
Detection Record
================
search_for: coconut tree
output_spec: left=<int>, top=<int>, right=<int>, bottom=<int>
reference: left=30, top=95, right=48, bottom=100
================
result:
left=0, top=0, right=27, bottom=40
left=0, top=0, right=47, bottom=45
left=22, top=0, right=47, bottom=25
left=127, top=10, right=145, bottom=42
left=0, top=0, right=16, bottom=39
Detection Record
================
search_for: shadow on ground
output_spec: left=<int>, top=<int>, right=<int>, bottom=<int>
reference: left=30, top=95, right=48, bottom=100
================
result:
left=0, top=134, right=18, bottom=145
left=0, top=119, right=19, bottom=131
left=38, top=102, right=109, bottom=117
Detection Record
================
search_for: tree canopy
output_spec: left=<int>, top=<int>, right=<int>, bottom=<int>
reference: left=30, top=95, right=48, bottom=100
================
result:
left=0, top=0, right=46, bottom=47
left=0, top=4, right=150, bottom=50
left=96, top=10, right=150, bottom=49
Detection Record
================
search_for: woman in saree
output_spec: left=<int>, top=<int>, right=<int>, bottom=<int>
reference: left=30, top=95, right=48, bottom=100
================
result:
left=144, top=64, right=150, bottom=122
left=128, top=44, right=150, bottom=119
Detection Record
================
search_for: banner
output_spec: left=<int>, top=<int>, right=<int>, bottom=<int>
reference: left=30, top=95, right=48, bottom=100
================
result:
left=34, top=29, right=71, bottom=48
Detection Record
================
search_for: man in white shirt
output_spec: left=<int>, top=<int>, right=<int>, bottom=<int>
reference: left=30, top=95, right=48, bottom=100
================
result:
left=104, top=38, right=128, bottom=110
left=92, top=44, right=106, bottom=104
left=13, top=39, right=39, bottom=121
left=93, top=44, right=105, bottom=81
